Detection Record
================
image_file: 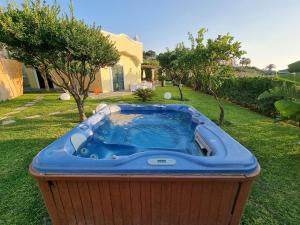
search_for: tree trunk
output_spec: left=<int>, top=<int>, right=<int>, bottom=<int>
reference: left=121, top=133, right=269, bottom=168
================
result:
left=75, top=98, right=87, bottom=122
left=209, top=87, right=224, bottom=126
left=161, top=80, right=165, bottom=87
left=38, top=67, right=50, bottom=91
left=177, top=84, right=183, bottom=101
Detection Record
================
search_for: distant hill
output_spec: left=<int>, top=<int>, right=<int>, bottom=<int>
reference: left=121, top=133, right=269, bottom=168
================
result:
left=234, top=66, right=267, bottom=77
left=277, top=73, right=300, bottom=85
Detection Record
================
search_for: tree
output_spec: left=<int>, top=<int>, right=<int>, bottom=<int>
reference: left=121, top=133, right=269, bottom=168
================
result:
left=0, top=0, right=119, bottom=121
left=143, top=50, right=156, bottom=60
left=188, top=28, right=245, bottom=125
left=3, top=45, right=51, bottom=90
left=265, top=64, right=276, bottom=74
left=240, top=57, right=251, bottom=67
left=157, top=44, right=189, bottom=101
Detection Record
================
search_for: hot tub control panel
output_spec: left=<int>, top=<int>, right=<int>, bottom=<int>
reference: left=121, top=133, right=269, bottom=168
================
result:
left=147, top=158, right=176, bottom=166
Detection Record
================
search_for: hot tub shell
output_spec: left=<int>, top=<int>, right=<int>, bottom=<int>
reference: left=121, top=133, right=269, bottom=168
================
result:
left=30, top=104, right=260, bottom=225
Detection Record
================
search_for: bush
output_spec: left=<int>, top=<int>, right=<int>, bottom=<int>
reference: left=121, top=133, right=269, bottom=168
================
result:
left=133, top=88, right=155, bottom=102
left=217, top=77, right=292, bottom=117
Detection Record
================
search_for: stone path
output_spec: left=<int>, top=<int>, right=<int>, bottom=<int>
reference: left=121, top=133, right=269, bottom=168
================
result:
left=48, top=111, right=61, bottom=116
left=1, top=119, right=16, bottom=125
left=24, top=103, right=35, bottom=107
left=1, top=95, right=98, bottom=126
left=15, top=107, right=26, bottom=111
left=5, top=111, right=20, bottom=116
left=88, top=91, right=131, bottom=99
left=25, top=115, right=41, bottom=119
left=1, top=95, right=45, bottom=126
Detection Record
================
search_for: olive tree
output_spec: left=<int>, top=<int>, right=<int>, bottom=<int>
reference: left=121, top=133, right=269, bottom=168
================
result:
left=188, top=28, right=245, bottom=125
left=157, top=44, right=189, bottom=101
left=0, top=0, right=119, bottom=121
left=240, top=57, right=251, bottom=67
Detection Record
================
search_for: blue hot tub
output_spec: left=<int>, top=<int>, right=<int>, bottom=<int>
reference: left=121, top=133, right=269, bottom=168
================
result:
left=31, top=104, right=258, bottom=175
left=30, top=104, right=260, bottom=225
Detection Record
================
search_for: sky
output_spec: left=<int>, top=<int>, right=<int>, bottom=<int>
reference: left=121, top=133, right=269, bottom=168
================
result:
left=1, top=0, right=300, bottom=70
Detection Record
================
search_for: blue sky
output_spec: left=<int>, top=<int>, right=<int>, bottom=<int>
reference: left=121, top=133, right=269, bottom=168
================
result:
left=1, top=0, right=300, bottom=69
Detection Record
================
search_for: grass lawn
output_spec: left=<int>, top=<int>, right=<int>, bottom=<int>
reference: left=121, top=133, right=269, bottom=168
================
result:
left=0, top=86, right=299, bottom=225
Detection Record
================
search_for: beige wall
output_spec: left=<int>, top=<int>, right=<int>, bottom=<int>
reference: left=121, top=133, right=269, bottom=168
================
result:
left=119, top=55, right=141, bottom=90
left=99, top=31, right=143, bottom=92
left=25, top=67, right=39, bottom=89
left=21, top=31, right=143, bottom=93
left=0, top=59, right=23, bottom=101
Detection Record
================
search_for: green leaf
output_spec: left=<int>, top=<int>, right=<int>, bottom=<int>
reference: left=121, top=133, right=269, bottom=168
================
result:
left=275, top=100, right=300, bottom=122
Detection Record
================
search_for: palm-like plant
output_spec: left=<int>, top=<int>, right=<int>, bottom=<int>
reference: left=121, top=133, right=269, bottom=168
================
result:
left=258, top=83, right=300, bottom=125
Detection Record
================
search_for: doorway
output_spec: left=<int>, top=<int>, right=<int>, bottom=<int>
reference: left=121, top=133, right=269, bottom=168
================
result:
left=112, top=65, right=124, bottom=91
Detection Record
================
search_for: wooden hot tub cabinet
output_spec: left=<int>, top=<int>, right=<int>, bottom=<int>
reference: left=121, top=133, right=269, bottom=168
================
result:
left=30, top=166, right=260, bottom=225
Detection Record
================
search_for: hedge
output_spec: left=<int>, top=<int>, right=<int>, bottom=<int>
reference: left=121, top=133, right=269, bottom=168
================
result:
left=216, top=77, right=290, bottom=117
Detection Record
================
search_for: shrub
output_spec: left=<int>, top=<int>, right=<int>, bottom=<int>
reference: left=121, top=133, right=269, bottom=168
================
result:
left=217, top=77, right=292, bottom=117
left=133, top=88, right=155, bottom=102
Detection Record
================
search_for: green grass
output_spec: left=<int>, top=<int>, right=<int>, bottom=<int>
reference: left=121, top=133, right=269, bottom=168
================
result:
left=0, top=87, right=299, bottom=225
left=278, top=73, right=300, bottom=86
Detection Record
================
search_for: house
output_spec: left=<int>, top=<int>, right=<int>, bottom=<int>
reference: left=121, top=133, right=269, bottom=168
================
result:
left=24, top=31, right=143, bottom=93
left=0, top=58, right=23, bottom=101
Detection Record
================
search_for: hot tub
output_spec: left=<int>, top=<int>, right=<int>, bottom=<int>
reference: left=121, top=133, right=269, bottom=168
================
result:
left=30, top=104, right=260, bottom=225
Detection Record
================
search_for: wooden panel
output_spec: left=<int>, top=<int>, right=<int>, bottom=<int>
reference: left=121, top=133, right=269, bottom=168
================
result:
left=109, top=182, right=124, bottom=225
left=119, top=182, right=132, bottom=225
left=130, top=182, right=141, bottom=225
left=188, top=183, right=203, bottom=225
left=99, top=182, right=114, bottom=225
left=56, top=182, right=77, bottom=225
left=150, top=183, right=162, bottom=225
left=230, top=180, right=254, bottom=225
left=67, top=182, right=86, bottom=225
left=33, top=172, right=258, bottom=225
left=88, top=182, right=105, bottom=225
left=37, top=181, right=61, bottom=225
left=169, top=182, right=182, bottom=225
left=50, top=181, right=68, bottom=225
left=160, top=182, right=172, bottom=225
left=216, top=183, right=239, bottom=225
left=77, top=182, right=95, bottom=225
left=179, top=182, right=193, bottom=225
left=140, top=182, right=152, bottom=225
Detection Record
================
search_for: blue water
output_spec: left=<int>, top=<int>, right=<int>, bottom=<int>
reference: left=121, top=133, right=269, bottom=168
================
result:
left=74, top=111, right=202, bottom=159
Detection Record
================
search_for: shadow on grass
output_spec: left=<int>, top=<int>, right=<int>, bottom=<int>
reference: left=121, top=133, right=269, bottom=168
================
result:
left=0, top=137, right=54, bottom=225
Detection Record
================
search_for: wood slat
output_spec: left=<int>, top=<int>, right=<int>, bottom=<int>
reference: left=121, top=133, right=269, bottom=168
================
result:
left=130, top=181, right=142, bottom=225
left=160, top=182, right=172, bottom=225
left=140, top=182, right=152, bottom=225
left=179, top=182, right=193, bottom=225
left=151, top=183, right=162, bottom=225
left=198, top=182, right=213, bottom=224
left=77, top=182, right=95, bottom=225
left=88, top=182, right=105, bottom=225
left=120, top=182, right=132, bottom=225
left=67, top=182, right=86, bottom=225
left=216, top=183, right=239, bottom=225
left=188, top=183, right=203, bottom=225
left=50, top=181, right=68, bottom=225
left=57, top=182, right=77, bottom=225
left=230, top=181, right=254, bottom=225
left=169, top=182, right=182, bottom=225
left=38, top=181, right=61, bottom=225
left=99, top=182, right=114, bottom=225
left=109, top=182, right=124, bottom=225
